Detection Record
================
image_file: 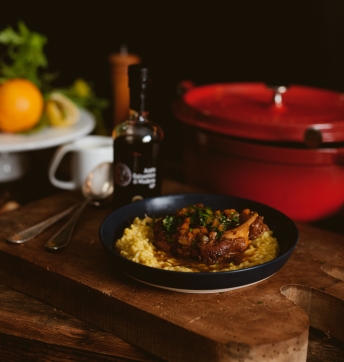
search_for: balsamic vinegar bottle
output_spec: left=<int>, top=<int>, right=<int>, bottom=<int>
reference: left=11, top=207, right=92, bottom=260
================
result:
left=112, top=65, right=164, bottom=209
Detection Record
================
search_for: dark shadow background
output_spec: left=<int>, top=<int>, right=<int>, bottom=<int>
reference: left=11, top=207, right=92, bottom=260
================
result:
left=2, top=0, right=344, bottom=200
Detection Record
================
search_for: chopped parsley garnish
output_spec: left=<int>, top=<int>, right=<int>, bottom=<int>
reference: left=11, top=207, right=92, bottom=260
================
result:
left=160, top=204, right=241, bottom=240
left=162, top=215, right=179, bottom=234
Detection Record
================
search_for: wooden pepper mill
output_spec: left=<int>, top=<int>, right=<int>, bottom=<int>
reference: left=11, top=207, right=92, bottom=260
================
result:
left=109, top=45, right=141, bottom=127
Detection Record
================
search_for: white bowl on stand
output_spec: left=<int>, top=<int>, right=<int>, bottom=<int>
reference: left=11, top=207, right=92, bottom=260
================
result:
left=0, top=152, right=30, bottom=182
left=0, top=109, right=95, bottom=183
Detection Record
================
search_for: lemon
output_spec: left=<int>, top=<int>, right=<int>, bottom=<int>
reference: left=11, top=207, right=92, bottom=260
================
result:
left=72, top=78, right=91, bottom=98
left=45, top=92, right=79, bottom=127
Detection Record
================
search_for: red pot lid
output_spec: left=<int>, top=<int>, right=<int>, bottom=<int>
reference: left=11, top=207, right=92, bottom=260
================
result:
left=176, top=82, right=344, bottom=145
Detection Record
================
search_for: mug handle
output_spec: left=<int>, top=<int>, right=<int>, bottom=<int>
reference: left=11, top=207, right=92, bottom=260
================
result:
left=48, top=143, right=77, bottom=190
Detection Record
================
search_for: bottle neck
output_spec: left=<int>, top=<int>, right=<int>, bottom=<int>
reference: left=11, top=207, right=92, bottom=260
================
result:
left=130, top=88, right=149, bottom=116
left=129, top=66, right=151, bottom=121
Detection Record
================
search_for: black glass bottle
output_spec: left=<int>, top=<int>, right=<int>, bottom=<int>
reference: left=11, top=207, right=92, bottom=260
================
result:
left=112, top=65, right=164, bottom=209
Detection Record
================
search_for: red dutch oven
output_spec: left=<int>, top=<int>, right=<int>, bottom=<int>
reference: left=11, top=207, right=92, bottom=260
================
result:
left=173, top=82, right=344, bottom=222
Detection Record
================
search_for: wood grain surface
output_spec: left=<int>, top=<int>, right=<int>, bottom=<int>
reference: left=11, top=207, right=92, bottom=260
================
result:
left=0, top=182, right=343, bottom=362
left=0, top=283, right=162, bottom=362
left=1, top=284, right=343, bottom=362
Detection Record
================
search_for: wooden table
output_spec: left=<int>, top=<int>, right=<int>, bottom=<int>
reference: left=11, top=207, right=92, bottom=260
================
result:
left=0, top=179, right=344, bottom=361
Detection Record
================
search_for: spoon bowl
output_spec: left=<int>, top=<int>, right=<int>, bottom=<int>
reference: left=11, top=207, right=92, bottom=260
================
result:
left=44, top=162, right=113, bottom=251
left=82, top=162, right=114, bottom=205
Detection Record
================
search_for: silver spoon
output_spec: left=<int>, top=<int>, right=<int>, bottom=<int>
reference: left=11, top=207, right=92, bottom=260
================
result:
left=6, top=203, right=80, bottom=244
left=44, top=162, right=113, bottom=251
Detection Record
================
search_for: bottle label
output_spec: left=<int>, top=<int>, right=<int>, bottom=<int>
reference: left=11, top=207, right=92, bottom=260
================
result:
left=133, top=167, right=156, bottom=189
left=115, top=163, right=157, bottom=189
left=115, top=163, right=132, bottom=187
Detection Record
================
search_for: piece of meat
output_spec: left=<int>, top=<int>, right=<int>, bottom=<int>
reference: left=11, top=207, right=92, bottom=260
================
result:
left=249, top=215, right=269, bottom=239
left=152, top=206, right=269, bottom=265
left=199, top=213, right=258, bottom=264
left=198, top=237, right=247, bottom=264
left=153, top=219, right=174, bottom=253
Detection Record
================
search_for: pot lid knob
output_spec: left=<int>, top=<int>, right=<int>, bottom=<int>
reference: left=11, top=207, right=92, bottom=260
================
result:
left=267, top=84, right=289, bottom=108
left=304, top=127, right=323, bottom=148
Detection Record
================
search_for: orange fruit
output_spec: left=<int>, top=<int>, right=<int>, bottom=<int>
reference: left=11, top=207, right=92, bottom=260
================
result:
left=0, top=78, right=44, bottom=133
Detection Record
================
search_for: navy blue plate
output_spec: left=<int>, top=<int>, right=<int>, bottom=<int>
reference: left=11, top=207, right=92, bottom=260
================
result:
left=99, top=194, right=298, bottom=293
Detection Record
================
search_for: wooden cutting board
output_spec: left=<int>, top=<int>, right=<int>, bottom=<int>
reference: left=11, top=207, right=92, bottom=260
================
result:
left=0, top=183, right=343, bottom=362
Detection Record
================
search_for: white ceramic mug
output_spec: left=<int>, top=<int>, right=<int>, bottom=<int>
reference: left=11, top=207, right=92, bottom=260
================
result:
left=48, top=135, right=113, bottom=190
